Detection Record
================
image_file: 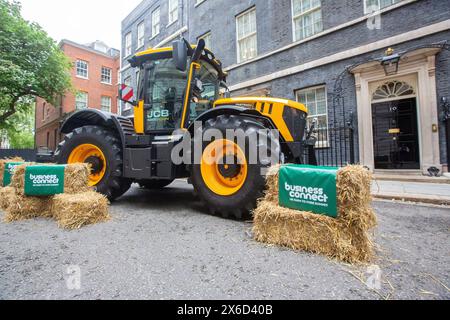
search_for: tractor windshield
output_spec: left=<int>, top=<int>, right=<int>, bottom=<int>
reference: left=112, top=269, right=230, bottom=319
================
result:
left=187, top=60, right=220, bottom=125
left=140, top=57, right=220, bottom=132
left=142, top=58, right=187, bottom=131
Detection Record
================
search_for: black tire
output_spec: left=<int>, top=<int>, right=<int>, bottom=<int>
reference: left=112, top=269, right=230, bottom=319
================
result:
left=55, top=125, right=131, bottom=201
left=139, top=179, right=174, bottom=189
left=191, top=115, right=280, bottom=219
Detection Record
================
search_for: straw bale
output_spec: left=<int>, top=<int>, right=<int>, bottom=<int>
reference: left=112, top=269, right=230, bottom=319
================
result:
left=4, top=193, right=52, bottom=222
left=52, top=191, right=110, bottom=230
left=253, top=165, right=377, bottom=263
left=0, top=187, right=15, bottom=211
left=0, top=157, right=24, bottom=186
left=11, top=163, right=91, bottom=195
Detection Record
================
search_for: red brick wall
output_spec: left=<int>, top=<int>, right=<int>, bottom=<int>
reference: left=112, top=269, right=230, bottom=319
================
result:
left=61, top=43, right=120, bottom=114
left=35, top=42, right=120, bottom=150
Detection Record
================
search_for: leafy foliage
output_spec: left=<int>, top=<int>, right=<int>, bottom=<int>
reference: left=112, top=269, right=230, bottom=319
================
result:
left=0, top=0, right=72, bottom=126
left=7, top=108, right=35, bottom=148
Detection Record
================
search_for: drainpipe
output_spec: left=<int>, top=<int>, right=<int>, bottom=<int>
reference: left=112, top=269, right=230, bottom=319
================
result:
left=441, top=97, right=450, bottom=173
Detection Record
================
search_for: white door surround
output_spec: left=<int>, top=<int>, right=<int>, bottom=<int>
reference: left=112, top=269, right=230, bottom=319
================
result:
left=352, top=48, right=442, bottom=174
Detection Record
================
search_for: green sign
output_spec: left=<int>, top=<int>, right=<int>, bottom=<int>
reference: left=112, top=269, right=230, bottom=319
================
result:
left=2, top=162, right=24, bottom=186
left=24, top=165, right=66, bottom=196
left=279, top=164, right=338, bottom=218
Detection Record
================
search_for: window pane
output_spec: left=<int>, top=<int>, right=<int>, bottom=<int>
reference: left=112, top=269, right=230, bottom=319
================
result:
left=101, top=67, right=112, bottom=84
left=316, top=87, right=326, bottom=100
left=296, top=86, right=328, bottom=146
left=316, top=100, right=327, bottom=115
left=152, top=8, right=160, bottom=37
left=101, top=96, right=111, bottom=112
left=293, top=0, right=302, bottom=16
left=293, top=1, right=322, bottom=41
left=76, top=60, right=88, bottom=78
left=297, top=93, right=306, bottom=104
left=137, top=22, right=145, bottom=48
left=76, top=92, right=88, bottom=110
left=237, top=8, right=257, bottom=62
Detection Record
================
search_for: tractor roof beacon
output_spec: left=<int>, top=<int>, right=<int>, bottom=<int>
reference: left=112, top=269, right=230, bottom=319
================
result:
left=52, top=38, right=312, bottom=219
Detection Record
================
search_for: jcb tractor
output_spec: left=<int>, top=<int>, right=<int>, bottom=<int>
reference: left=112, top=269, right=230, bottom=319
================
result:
left=51, top=39, right=310, bottom=219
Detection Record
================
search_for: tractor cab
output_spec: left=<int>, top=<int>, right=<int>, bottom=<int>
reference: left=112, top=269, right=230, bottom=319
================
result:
left=120, top=39, right=228, bottom=135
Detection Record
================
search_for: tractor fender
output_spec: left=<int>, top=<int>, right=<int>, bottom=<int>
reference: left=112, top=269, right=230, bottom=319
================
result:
left=189, top=106, right=304, bottom=163
left=60, top=109, right=132, bottom=147
left=188, top=106, right=277, bottom=134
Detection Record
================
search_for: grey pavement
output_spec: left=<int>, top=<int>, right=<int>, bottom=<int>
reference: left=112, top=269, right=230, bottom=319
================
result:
left=372, top=180, right=450, bottom=204
left=0, top=180, right=449, bottom=300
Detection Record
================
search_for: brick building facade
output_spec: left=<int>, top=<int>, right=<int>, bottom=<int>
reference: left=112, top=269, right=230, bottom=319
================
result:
left=121, top=0, right=450, bottom=174
left=35, top=40, right=120, bottom=150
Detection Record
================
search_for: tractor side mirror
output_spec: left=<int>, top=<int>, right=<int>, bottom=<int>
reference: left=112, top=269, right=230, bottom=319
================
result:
left=172, top=40, right=188, bottom=72
left=119, top=84, right=136, bottom=106
left=192, top=38, right=205, bottom=63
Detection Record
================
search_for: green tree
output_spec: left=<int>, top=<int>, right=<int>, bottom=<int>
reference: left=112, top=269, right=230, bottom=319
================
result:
left=5, top=104, right=35, bottom=148
left=0, top=0, right=72, bottom=126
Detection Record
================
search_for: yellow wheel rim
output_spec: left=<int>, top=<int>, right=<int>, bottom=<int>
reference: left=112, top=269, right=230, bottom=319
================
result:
left=68, top=144, right=107, bottom=186
left=201, top=139, right=248, bottom=196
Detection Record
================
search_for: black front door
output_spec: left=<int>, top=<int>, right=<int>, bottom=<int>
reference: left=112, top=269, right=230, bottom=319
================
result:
left=372, top=98, right=420, bottom=170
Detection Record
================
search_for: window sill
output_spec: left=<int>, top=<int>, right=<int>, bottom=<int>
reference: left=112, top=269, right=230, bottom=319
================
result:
left=166, top=19, right=178, bottom=28
left=237, top=56, right=257, bottom=64
left=123, top=54, right=133, bottom=60
left=101, top=82, right=112, bottom=86
left=76, top=75, right=89, bottom=80
left=194, top=0, right=206, bottom=8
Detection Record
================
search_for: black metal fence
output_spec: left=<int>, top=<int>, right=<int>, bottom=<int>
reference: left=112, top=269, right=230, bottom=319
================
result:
left=311, top=126, right=355, bottom=167
left=0, top=149, right=37, bottom=161
left=303, top=92, right=357, bottom=167
left=303, top=125, right=356, bottom=167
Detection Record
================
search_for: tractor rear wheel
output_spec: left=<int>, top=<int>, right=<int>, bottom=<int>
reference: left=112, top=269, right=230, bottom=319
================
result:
left=56, top=125, right=131, bottom=201
left=191, top=115, right=280, bottom=219
left=139, top=179, right=174, bottom=189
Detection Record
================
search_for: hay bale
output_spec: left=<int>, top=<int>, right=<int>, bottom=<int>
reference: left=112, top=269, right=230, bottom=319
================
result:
left=253, top=165, right=377, bottom=264
left=0, top=187, right=16, bottom=211
left=0, top=157, right=24, bottom=186
left=253, top=202, right=375, bottom=263
left=11, top=163, right=91, bottom=195
left=4, top=193, right=52, bottom=222
left=52, top=191, right=110, bottom=230
left=263, top=165, right=375, bottom=218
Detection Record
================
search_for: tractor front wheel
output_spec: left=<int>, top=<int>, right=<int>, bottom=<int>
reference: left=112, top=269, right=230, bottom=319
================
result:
left=191, top=115, right=280, bottom=219
left=56, top=125, right=131, bottom=201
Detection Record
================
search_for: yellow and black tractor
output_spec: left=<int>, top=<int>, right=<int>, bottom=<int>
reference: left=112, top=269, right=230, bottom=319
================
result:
left=51, top=39, right=311, bottom=218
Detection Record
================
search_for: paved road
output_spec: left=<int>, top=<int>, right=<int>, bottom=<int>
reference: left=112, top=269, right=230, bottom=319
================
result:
left=0, top=181, right=449, bottom=300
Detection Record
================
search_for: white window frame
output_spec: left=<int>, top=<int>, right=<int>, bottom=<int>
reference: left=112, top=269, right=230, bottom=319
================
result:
left=236, top=7, right=258, bottom=64
left=76, top=60, right=88, bottom=79
left=101, top=96, right=112, bottom=113
left=291, top=0, right=323, bottom=42
left=363, top=0, right=404, bottom=14
left=198, top=31, right=212, bottom=50
left=168, top=0, right=178, bottom=26
left=125, top=32, right=132, bottom=57
left=151, top=7, right=161, bottom=38
left=296, top=85, right=329, bottom=148
left=137, top=21, right=145, bottom=49
left=76, top=91, right=88, bottom=110
left=101, top=66, right=112, bottom=85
